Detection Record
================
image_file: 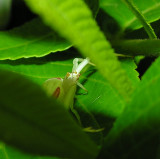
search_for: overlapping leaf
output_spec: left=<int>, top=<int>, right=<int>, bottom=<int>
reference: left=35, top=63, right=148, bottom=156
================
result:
left=100, top=0, right=160, bottom=31
left=101, top=57, right=160, bottom=158
left=25, top=0, right=133, bottom=102
left=0, top=0, right=99, bottom=60
left=0, top=18, right=71, bottom=60
left=0, top=68, right=98, bottom=159
left=0, top=0, right=11, bottom=29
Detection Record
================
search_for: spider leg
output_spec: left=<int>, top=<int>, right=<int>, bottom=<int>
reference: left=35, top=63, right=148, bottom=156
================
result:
left=72, top=58, right=79, bottom=72
left=72, top=57, right=95, bottom=73
left=77, top=82, right=88, bottom=92
left=88, top=61, right=95, bottom=66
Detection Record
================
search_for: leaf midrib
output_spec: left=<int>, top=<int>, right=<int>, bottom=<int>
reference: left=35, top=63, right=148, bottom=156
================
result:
left=123, top=2, right=160, bottom=30
left=101, top=1, right=160, bottom=30
left=0, top=32, right=52, bottom=51
left=0, top=143, right=9, bottom=159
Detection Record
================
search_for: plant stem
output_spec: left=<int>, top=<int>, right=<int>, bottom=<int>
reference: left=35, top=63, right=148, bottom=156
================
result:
left=112, top=39, right=160, bottom=56
left=123, top=0, right=157, bottom=39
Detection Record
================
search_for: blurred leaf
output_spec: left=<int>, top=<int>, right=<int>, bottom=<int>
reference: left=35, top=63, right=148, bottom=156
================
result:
left=0, top=68, right=98, bottom=159
left=25, top=0, right=133, bottom=103
left=100, top=57, right=160, bottom=159
left=0, top=56, right=104, bottom=146
left=100, top=0, right=160, bottom=32
left=0, top=0, right=11, bottom=29
left=0, top=18, right=71, bottom=60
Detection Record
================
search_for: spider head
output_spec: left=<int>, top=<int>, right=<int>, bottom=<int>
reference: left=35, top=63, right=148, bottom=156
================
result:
left=65, top=72, right=80, bottom=81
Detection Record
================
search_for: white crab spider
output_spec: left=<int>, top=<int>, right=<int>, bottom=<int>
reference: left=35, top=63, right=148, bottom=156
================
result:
left=43, top=58, right=93, bottom=110
left=43, top=58, right=104, bottom=132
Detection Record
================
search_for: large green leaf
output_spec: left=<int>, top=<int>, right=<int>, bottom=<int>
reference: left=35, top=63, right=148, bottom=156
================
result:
left=0, top=55, right=139, bottom=119
left=0, top=56, right=72, bottom=85
left=0, top=18, right=71, bottom=60
left=100, top=57, right=160, bottom=158
left=0, top=68, right=98, bottom=159
left=25, top=0, right=133, bottom=102
left=100, top=0, right=160, bottom=32
left=76, top=58, right=139, bottom=118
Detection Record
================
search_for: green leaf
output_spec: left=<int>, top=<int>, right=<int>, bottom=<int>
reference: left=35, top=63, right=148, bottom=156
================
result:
left=0, top=56, right=139, bottom=118
left=0, top=56, right=73, bottom=85
left=112, top=39, right=160, bottom=56
left=76, top=58, right=139, bottom=118
left=0, top=142, right=61, bottom=159
left=0, top=18, right=71, bottom=60
left=0, top=68, right=98, bottom=159
left=101, top=57, right=160, bottom=158
left=0, top=57, right=104, bottom=146
left=100, top=0, right=160, bottom=32
left=25, top=0, right=133, bottom=102
left=0, top=56, right=139, bottom=151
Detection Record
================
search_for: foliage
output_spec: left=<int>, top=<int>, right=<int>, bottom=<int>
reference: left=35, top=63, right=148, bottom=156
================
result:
left=0, top=0, right=159, bottom=158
